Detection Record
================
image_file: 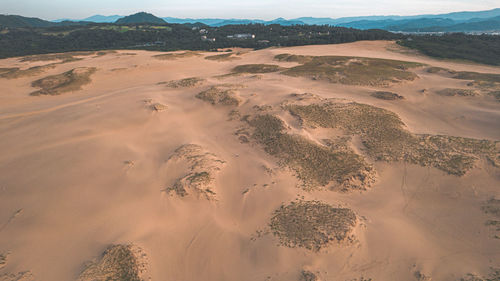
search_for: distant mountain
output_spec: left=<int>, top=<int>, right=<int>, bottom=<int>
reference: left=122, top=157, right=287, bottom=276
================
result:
left=162, top=17, right=303, bottom=26
left=160, top=8, right=500, bottom=31
left=406, top=16, right=500, bottom=32
left=433, top=8, right=500, bottom=21
left=210, top=19, right=265, bottom=26
left=297, top=7, right=500, bottom=26
left=46, top=7, right=500, bottom=28
left=83, top=15, right=123, bottom=23
left=162, top=17, right=225, bottom=25
left=337, top=18, right=457, bottom=30
left=115, top=12, right=165, bottom=24
left=386, top=18, right=456, bottom=31
left=0, top=14, right=92, bottom=28
left=267, top=18, right=305, bottom=26
left=53, top=15, right=123, bottom=23
left=0, top=14, right=56, bottom=28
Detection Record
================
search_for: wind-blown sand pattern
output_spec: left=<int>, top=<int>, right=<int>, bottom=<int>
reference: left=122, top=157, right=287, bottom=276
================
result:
left=0, top=41, right=499, bottom=281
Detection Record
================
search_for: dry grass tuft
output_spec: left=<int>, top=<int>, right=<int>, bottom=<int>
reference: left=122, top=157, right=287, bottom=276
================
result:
left=288, top=102, right=499, bottom=176
left=196, top=85, right=241, bottom=106
left=437, top=88, right=479, bottom=97
left=371, top=91, right=405, bottom=100
left=95, top=50, right=118, bottom=56
left=77, top=244, right=149, bottom=281
left=232, top=64, right=284, bottom=74
left=151, top=103, right=168, bottom=112
left=30, top=67, right=97, bottom=96
left=0, top=253, right=7, bottom=269
left=482, top=198, right=500, bottom=218
left=460, top=268, right=500, bottom=281
left=228, top=109, right=241, bottom=121
left=300, top=270, right=318, bottom=281
left=248, top=114, right=375, bottom=190
left=164, top=144, right=225, bottom=200
left=275, top=54, right=422, bottom=87
left=162, top=77, right=205, bottom=88
left=153, top=51, right=201, bottom=60
left=205, top=53, right=241, bottom=61
left=270, top=200, right=357, bottom=251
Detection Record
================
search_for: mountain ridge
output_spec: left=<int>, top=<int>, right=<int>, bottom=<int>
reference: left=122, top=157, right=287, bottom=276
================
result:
left=1, top=8, right=500, bottom=32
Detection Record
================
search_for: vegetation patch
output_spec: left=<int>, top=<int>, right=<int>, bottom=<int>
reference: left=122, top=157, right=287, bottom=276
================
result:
left=0, top=253, right=7, bottom=269
left=454, top=72, right=500, bottom=83
left=0, top=271, right=34, bottom=281
left=270, top=200, right=357, bottom=251
left=300, top=270, right=318, bottom=281
left=196, top=85, right=241, bottom=106
left=205, top=53, right=241, bottom=61
left=436, top=88, right=479, bottom=97
left=164, top=144, right=225, bottom=200
left=248, top=114, right=375, bottom=190
left=488, top=91, right=500, bottom=101
left=95, top=50, right=118, bottom=56
left=30, top=67, right=96, bottom=96
left=287, top=102, right=499, bottom=176
left=18, top=51, right=94, bottom=62
left=0, top=23, right=399, bottom=59
left=426, top=66, right=452, bottom=74
left=427, top=67, right=500, bottom=99
left=162, top=77, right=205, bottom=88
left=460, top=268, right=500, bottom=281
left=481, top=198, right=500, bottom=237
left=77, top=244, right=149, bottom=281
left=398, top=34, right=500, bottom=66
left=228, top=109, right=241, bottom=121
left=153, top=51, right=201, bottom=60
left=427, top=67, right=500, bottom=84
left=232, top=64, right=284, bottom=74
left=0, top=64, right=57, bottom=79
left=371, top=91, right=404, bottom=100
left=275, top=54, right=422, bottom=87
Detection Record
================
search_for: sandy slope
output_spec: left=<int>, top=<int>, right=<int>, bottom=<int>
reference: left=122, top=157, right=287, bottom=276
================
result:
left=0, top=41, right=499, bottom=281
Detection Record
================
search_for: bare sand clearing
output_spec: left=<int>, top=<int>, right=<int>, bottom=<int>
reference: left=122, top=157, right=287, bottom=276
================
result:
left=0, top=41, right=499, bottom=281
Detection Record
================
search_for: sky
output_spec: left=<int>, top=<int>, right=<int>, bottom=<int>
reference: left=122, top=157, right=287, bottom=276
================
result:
left=1, top=0, right=499, bottom=20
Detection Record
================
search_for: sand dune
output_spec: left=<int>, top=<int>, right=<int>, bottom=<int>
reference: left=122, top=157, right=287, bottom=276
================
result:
left=0, top=40, right=499, bottom=281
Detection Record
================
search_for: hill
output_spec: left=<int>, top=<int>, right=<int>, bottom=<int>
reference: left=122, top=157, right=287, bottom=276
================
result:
left=0, top=14, right=92, bottom=28
left=0, top=14, right=56, bottom=28
left=115, top=12, right=166, bottom=24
